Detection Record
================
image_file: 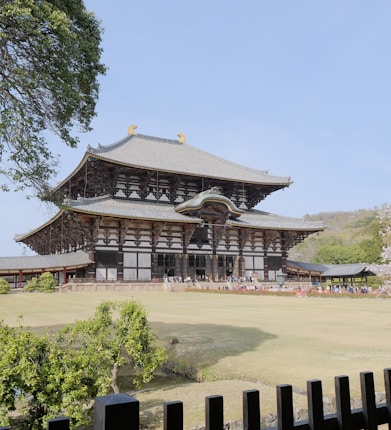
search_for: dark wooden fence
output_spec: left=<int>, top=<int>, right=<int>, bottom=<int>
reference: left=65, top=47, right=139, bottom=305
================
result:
left=1, top=369, right=390, bottom=430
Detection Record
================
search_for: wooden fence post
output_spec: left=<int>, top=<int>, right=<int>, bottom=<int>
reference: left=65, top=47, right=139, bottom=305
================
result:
left=307, top=380, right=325, bottom=430
left=164, top=401, right=183, bottom=430
left=384, top=368, right=391, bottom=430
left=243, top=389, right=260, bottom=430
left=361, top=371, right=377, bottom=430
left=93, top=393, right=139, bottom=430
left=206, top=395, right=224, bottom=430
left=277, top=384, right=294, bottom=430
left=47, top=417, right=70, bottom=429
left=335, top=375, right=352, bottom=430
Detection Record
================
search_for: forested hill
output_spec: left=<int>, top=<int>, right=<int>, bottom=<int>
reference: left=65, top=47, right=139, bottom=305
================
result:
left=288, top=208, right=383, bottom=264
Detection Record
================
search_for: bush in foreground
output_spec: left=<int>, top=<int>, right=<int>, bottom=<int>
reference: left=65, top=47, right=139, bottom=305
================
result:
left=0, top=300, right=166, bottom=429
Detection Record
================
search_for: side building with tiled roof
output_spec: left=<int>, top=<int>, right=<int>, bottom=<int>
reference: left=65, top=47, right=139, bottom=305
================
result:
left=16, top=128, right=324, bottom=283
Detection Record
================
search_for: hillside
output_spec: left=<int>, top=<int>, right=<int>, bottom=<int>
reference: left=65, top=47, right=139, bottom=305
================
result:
left=288, top=208, right=380, bottom=263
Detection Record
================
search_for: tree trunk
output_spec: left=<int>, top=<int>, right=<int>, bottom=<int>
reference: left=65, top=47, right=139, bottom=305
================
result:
left=111, top=363, right=120, bottom=393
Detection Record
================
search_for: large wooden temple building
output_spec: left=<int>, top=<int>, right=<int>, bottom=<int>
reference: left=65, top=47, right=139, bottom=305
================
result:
left=14, top=127, right=324, bottom=283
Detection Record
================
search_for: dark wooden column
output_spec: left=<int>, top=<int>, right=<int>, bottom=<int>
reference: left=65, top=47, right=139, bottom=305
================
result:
left=280, top=232, right=288, bottom=275
left=211, top=255, right=218, bottom=281
left=182, top=225, right=196, bottom=280
left=263, top=231, right=269, bottom=281
left=175, top=254, right=181, bottom=278
left=87, top=218, right=100, bottom=279
left=117, top=220, right=130, bottom=281
left=181, top=254, right=189, bottom=280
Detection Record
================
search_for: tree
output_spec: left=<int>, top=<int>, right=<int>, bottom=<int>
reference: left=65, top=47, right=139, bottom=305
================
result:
left=0, top=300, right=166, bottom=429
left=65, top=300, right=167, bottom=393
left=0, top=0, right=106, bottom=192
left=314, top=243, right=366, bottom=264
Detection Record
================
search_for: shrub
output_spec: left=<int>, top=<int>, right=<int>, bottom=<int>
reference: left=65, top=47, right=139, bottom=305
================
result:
left=39, top=272, right=56, bottom=292
left=24, top=273, right=57, bottom=293
left=24, top=277, right=40, bottom=292
left=0, top=279, right=10, bottom=294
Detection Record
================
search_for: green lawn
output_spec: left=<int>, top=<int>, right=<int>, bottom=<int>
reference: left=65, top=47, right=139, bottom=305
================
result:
left=1, top=291, right=390, bottom=427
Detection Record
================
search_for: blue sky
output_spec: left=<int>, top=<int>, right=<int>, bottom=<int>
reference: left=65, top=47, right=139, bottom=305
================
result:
left=1, top=0, right=391, bottom=256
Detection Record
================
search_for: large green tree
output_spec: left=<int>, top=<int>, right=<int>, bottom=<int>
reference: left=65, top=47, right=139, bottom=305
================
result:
left=0, top=0, right=106, bottom=192
left=64, top=300, right=167, bottom=393
left=0, top=300, right=166, bottom=429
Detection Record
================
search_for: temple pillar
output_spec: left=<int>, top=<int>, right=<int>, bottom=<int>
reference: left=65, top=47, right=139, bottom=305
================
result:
left=175, top=254, right=181, bottom=278
left=117, top=248, right=124, bottom=280
left=206, top=255, right=213, bottom=281
left=280, top=233, right=288, bottom=275
left=211, top=255, right=218, bottom=281
left=233, top=255, right=240, bottom=279
left=263, top=255, right=269, bottom=281
left=87, top=219, right=98, bottom=279
left=87, top=246, right=96, bottom=279
left=151, top=253, right=158, bottom=280
left=181, top=254, right=189, bottom=280
left=239, top=255, right=246, bottom=279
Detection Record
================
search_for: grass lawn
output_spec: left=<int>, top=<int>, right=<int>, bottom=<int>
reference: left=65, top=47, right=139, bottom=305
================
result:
left=1, top=290, right=390, bottom=428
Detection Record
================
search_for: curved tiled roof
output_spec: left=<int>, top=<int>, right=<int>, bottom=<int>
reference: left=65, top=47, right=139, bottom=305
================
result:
left=175, top=188, right=244, bottom=217
left=69, top=195, right=202, bottom=223
left=287, top=260, right=329, bottom=273
left=85, top=133, right=291, bottom=185
left=16, top=196, right=324, bottom=244
left=0, top=251, right=92, bottom=274
left=228, top=209, right=324, bottom=231
left=287, top=260, right=376, bottom=277
left=322, top=263, right=375, bottom=278
left=68, top=197, right=322, bottom=231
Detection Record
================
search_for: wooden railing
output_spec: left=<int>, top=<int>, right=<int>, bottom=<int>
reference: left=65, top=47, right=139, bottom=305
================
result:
left=1, top=369, right=390, bottom=430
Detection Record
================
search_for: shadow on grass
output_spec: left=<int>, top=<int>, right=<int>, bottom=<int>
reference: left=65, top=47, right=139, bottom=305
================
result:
left=120, top=323, right=276, bottom=429
left=151, top=321, right=276, bottom=373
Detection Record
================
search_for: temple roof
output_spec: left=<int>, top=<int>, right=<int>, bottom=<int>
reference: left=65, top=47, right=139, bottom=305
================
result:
left=16, top=196, right=323, bottom=244
left=175, top=187, right=244, bottom=218
left=228, top=209, right=323, bottom=231
left=68, top=196, right=322, bottom=231
left=322, top=263, right=376, bottom=278
left=68, top=196, right=202, bottom=223
left=0, top=251, right=92, bottom=274
left=53, top=133, right=292, bottom=192
left=287, top=260, right=376, bottom=278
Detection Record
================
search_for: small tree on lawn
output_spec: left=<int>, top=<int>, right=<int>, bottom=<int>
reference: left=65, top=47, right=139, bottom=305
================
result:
left=0, top=278, right=10, bottom=294
left=38, top=272, right=56, bottom=292
left=24, top=277, right=40, bottom=292
left=65, top=300, right=167, bottom=393
left=0, top=300, right=166, bottom=429
left=23, top=273, right=56, bottom=293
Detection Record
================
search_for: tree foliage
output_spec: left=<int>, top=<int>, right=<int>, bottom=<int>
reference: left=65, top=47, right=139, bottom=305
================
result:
left=290, top=209, right=383, bottom=264
left=0, top=0, right=106, bottom=192
left=65, top=300, right=167, bottom=393
left=0, top=300, right=166, bottom=429
left=0, top=278, right=10, bottom=294
left=24, top=272, right=56, bottom=292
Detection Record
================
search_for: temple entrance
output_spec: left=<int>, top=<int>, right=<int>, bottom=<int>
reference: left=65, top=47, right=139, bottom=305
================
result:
left=189, top=254, right=206, bottom=280
left=218, top=255, right=235, bottom=279
left=152, top=253, right=176, bottom=279
left=95, top=250, right=118, bottom=281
